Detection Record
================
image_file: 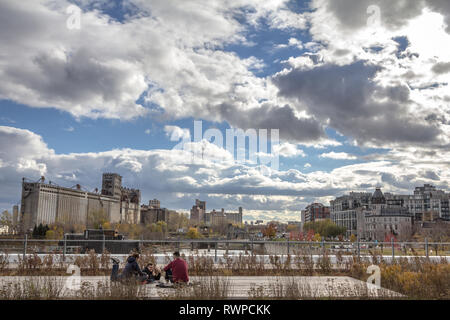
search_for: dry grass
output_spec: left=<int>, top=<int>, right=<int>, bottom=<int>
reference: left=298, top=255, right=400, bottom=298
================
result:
left=0, top=249, right=449, bottom=299
left=248, top=277, right=401, bottom=300
left=159, top=276, right=231, bottom=300
left=0, top=277, right=148, bottom=300
left=74, top=280, right=147, bottom=300
left=0, top=277, right=64, bottom=300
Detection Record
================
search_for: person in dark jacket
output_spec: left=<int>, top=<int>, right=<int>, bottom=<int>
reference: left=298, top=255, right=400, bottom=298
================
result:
left=142, top=263, right=161, bottom=283
left=110, top=252, right=147, bottom=283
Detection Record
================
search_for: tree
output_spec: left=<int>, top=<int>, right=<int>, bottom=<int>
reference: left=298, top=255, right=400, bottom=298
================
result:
left=211, top=220, right=229, bottom=236
left=102, top=221, right=111, bottom=230
left=167, top=212, right=189, bottom=232
left=0, top=210, right=12, bottom=233
left=45, top=224, right=64, bottom=240
left=87, top=209, right=108, bottom=229
left=156, top=221, right=168, bottom=234
left=116, top=222, right=139, bottom=239
left=303, top=219, right=346, bottom=239
left=45, top=230, right=56, bottom=240
left=306, top=229, right=315, bottom=241
left=417, top=221, right=450, bottom=255
left=32, top=223, right=49, bottom=239
left=262, top=223, right=277, bottom=239
left=313, top=233, right=322, bottom=242
left=68, top=224, right=85, bottom=234
left=186, top=227, right=202, bottom=239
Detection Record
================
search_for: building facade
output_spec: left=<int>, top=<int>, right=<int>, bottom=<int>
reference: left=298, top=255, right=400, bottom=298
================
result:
left=330, top=192, right=372, bottom=237
left=301, top=203, right=330, bottom=223
left=208, top=207, right=243, bottom=226
left=102, top=173, right=141, bottom=224
left=19, top=173, right=140, bottom=233
left=190, top=199, right=207, bottom=223
left=363, top=189, right=413, bottom=241
left=331, top=187, right=417, bottom=239
left=140, top=199, right=174, bottom=225
left=403, top=184, right=449, bottom=221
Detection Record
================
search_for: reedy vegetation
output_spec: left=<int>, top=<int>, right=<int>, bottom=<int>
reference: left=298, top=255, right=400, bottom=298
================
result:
left=0, top=248, right=448, bottom=299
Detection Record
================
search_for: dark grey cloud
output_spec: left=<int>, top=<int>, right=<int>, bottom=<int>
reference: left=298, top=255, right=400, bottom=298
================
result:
left=432, top=62, right=450, bottom=74
left=272, top=60, right=441, bottom=145
left=425, top=113, right=449, bottom=125
left=319, top=0, right=450, bottom=33
left=427, top=0, right=450, bottom=32
left=215, top=103, right=326, bottom=143
left=423, top=170, right=440, bottom=181
left=381, top=172, right=418, bottom=190
left=381, top=171, right=448, bottom=192
left=324, top=0, right=426, bottom=30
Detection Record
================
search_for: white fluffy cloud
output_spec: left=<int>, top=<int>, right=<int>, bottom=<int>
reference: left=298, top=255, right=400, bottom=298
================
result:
left=164, top=125, right=191, bottom=142
left=1, top=127, right=449, bottom=220
left=1, top=1, right=450, bottom=219
left=272, top=0, right=450, bottom=154
left=0, top=0, right=316, bottom=137
left=320, top=152, right=357, bottom=160
left=273, top=142, right=306, bottom=158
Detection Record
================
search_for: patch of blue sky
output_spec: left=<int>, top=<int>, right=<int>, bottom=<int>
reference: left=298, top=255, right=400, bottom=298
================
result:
left=68, top=0, right=142, bottom=23
left=225, top=21, right=312, bottom=77
left=277, top=127, right=390, bottom=173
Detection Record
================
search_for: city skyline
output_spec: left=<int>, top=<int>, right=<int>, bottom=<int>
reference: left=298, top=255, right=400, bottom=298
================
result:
left=11, top=172, right=450, bottom=224
left=1, top=0, right=450, bottom=222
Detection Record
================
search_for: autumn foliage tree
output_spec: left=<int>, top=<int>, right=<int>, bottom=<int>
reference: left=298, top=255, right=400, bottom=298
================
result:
left=186, top=227, right=202, bottom=239
left=45, top=224, right=64, bottom=240
left=87, top=209, right=108, bottom=229
left=262, top=223, right=277, bottom=239
left=303, top=219, right=346, bottom=239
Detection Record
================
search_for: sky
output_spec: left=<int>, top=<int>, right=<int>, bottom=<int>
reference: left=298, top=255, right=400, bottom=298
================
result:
left=0, top=0, right=449, bottom=222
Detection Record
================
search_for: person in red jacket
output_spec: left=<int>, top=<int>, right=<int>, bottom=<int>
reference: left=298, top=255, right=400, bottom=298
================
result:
left=163, top=251, right=189, bottom=284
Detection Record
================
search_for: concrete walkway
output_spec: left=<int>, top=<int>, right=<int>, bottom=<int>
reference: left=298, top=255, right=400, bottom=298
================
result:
left=0, top=276, right=403, bottom=299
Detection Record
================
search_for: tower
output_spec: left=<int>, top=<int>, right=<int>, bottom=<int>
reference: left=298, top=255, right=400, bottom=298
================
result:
left=101, top=173, right=122, bottom=198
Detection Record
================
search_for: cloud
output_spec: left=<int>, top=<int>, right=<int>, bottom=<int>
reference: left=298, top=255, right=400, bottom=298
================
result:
left=426, top=0, right=450, bottom=32
left=0, top=0, right=310, bottom=127
left=273, top=142, right=306, bottom=158
left=273, top=61, right=443, bottom=147
left=164, top=125, right=191, bottom=141
left=318, top=0, right=425, bottom=31
left=1, top=1, right=450, bottom=219
left=216, top=103, right=327, bottom=143
left=2, top=0, right=448, bottom=151
left=432, top=62, right=450, bottom=74
left=319, top=152, right=357, bottom=160
left=1, top=126, right=449, bottom=217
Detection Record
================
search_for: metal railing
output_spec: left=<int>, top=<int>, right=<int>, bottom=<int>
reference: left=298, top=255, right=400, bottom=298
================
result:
left=0, top=237, right=449, bottom=261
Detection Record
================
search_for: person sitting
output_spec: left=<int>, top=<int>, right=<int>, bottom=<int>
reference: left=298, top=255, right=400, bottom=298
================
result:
left=163, top=251, right=189, bottom=284
left=164, top=268, right=173, bottom=283
left=142, top=263, right=161, bottom=283
left=110, top=252, right=147, bottom=283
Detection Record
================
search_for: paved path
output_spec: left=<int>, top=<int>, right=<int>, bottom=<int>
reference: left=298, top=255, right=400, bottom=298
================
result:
left=0, top=276, right=402, bottom=299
